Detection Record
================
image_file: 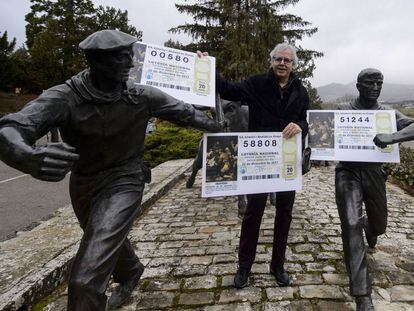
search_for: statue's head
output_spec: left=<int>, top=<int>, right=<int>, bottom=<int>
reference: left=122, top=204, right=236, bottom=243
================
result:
left=79, top=30, right=137, bottom=83
left=222, top=101, right=249, bottom=132
left=269, top=43, right=298, bottom=81
left=356, top=68, right=384, bottom=107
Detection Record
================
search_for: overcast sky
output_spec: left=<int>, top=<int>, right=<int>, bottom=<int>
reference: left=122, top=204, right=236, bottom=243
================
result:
left=1, top=0, right=414, bottom=87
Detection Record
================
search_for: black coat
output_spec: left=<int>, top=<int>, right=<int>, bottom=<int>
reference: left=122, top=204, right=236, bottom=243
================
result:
left=217, top=70, right=309, bottom=136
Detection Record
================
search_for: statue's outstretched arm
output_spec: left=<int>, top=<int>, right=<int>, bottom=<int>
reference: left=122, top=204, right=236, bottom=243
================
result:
left=0, top=126, right=79, bottom=181
left=143, top=85, right=222, bottom=132
left=374, top=123, right=414, bottom=148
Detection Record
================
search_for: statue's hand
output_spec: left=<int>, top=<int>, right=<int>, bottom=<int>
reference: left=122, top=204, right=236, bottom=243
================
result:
left=29, top=142, right=79, bottom=181
left=373, top=133, right=394, bottom=148
left=219, top=119, right=228, bottom=131
left=208, top=120, right=224, bottom=133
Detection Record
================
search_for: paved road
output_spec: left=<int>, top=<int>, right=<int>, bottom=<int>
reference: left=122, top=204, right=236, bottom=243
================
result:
left=0, top=149, right=71, bottom=242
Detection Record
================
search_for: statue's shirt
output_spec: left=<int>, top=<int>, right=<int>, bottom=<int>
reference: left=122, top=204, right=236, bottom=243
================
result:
left=0, top=70, right=198, bottom=174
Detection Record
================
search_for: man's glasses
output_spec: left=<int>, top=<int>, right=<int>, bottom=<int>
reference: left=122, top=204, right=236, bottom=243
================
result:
left=272, top=56, right=293, bottom=64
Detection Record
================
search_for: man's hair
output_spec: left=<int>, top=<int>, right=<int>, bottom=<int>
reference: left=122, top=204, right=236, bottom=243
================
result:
left=357, top=68, right=383, bottom=83
left=269, top=43, right=298, bottom=68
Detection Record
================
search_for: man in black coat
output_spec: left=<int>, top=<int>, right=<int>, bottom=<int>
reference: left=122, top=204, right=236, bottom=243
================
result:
left=0, top=30, right=221, bottom=311
left=203, top=42, right=309, bottom=288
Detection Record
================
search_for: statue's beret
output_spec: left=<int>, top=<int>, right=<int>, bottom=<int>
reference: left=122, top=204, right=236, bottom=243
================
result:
left=79, top=29, right=137, bottom=52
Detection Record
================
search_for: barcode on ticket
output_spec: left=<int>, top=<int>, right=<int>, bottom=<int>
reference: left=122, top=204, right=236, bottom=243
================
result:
left=242, top=174, right=280, bottom=181
left=146, top=80, right=190, bottom=91
left=338, top=145, right=375, bottom=150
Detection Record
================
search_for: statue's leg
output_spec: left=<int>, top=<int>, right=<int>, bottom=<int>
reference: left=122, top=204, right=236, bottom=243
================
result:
left=335, top=168, right=371, bottom=297
left=270, top=191, right=295, bottom=269
left=238, top=193, right=268, bottom=270
left=361, top=167, right=388, bottom=247
left=67, top=172, right=144, bottom=311
left=186, top=139, right=203, bottom=188
left=269, top=192, right=276, bottom=206
left=237, top=195, right=247, bottom=217
left=112, top=239, right=143, bottom=283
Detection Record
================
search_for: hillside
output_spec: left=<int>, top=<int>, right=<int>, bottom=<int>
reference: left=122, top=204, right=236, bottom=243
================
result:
left=317, top=82, right=414, bottom=103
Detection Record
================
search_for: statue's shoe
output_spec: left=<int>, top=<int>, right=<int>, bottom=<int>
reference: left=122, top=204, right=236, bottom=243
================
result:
left=186, top=175, right=195, bottom=188
left=355, top=295, right=374, bottom=311
left=107, top=262, right=145, bottom=310
left=363, top=217, right=378, bottom=248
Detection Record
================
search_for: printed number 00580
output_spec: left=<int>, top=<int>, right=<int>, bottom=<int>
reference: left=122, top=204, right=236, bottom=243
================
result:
left=150, top=50, right=189, bottom=63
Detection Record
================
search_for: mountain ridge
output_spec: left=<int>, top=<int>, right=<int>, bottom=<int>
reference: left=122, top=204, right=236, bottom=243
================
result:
left=317, top=81, right=414, bottom=103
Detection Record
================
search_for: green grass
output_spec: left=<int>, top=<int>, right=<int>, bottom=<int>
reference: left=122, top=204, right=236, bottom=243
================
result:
left=144, top=121, right=203, bottom=168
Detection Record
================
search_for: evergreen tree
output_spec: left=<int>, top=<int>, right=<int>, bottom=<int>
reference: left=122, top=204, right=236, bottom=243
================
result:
left=94, top=6, right=141, bottom=38
left=24, top=0, right=141, bottom=91
left=303, top=80, right=323, bottom=109
left=164, top=39, right=185, bottom=50
left=27, top=19, right=65, bottom=91
left=169, top=1, right=231, bottom=70
left=8, top=47, right=30, bottom=91
left=170, top=0, right=322, bottom=81
left=0, top=31, right=16, bottom=55
left=0, top=31, right=17, bottom=91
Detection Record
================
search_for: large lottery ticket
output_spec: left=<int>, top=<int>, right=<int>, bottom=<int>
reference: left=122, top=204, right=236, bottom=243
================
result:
left=130, top=42, right=215, bottom=107
left=307, top=110, right=400, bottom=163
left=201, top=132, right=302, bottom=197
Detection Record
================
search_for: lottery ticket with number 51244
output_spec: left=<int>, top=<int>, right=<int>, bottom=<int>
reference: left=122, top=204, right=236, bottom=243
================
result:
left=307, top=110, right=400, bottom=163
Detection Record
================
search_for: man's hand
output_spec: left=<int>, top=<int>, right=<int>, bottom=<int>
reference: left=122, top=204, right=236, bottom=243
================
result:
left=196, top=50, right=209, bottom=58
left=282, top=122, right=302, bottom=139
left=29, top=142, right=79, bottom=181
left=373, top=133, right=394, bottom=148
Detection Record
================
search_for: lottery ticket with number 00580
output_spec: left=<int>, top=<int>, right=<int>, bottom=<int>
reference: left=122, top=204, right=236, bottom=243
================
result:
left=129, top=42, right=215, bottom=108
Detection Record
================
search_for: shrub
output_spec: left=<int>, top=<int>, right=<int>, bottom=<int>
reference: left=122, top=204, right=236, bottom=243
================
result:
left=143, top=121, right=203, bottom=168
left=383, top=146, right=414, bottom=194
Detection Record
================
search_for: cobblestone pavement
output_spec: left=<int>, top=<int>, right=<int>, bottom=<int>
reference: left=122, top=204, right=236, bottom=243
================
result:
left=43, top=166, right=414, bottom=310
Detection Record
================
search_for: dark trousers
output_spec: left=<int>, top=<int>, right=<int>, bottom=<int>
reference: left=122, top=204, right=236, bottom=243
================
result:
left=238, top=191, right=295, bottom=270
left=67, top=161, right=145, bottom=311
left=335, top=166, right=387, bottom=296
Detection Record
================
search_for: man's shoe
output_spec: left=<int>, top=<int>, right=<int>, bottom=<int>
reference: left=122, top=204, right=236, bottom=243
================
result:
left=363, top=217, right=378, bottom=248
left=270, top=266, right=290, bottom=287
left=107, top=262, right=145, bottom=309
left=355, top=295, right=374, bottom=311
left=234, top=267, right=250, bottom=288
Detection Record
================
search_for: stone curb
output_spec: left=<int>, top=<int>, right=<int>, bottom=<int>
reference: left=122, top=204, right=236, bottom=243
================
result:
left=0, top=159, right=193, bottom=311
